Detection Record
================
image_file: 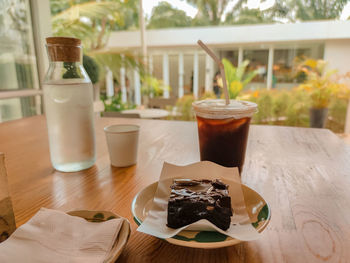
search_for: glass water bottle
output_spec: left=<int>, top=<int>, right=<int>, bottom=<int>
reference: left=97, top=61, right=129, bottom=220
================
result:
left=43, top=37, right=96, bottom=172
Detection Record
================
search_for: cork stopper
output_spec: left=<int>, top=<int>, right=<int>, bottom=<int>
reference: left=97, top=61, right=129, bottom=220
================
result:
left=46, top=37, right=82, bottom=62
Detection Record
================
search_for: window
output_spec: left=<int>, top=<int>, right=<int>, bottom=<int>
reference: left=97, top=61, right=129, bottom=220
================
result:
left=244, top=49, right=269, bottom=85
left=273, top=45, right=324, bottom=86
left=0, top=0, right=42, bottom=122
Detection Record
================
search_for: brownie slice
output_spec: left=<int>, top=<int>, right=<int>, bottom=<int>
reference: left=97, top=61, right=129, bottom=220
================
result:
left=167, top=179, right=233, bottom=231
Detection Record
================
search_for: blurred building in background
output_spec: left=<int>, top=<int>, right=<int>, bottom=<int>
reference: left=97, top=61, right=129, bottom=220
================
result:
left=1, top=0, right=350, bottom=132
left=108, top=20, right=350, bottom=99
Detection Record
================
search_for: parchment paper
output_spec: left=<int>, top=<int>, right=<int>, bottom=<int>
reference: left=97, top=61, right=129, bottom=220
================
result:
left=137, top=161, right=261, bottom=241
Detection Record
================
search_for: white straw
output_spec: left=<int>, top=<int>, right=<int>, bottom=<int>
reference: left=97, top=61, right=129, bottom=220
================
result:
left=197, top=40, right=230, bottom=105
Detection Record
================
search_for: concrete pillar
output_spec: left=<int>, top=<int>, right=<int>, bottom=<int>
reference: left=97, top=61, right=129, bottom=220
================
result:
left=267, top=46, right=274, bottom=90
left=148, top=54, right=153, bottom=75
left=133, top=69, right=141, bottom=105
left=106, top=68, right=114, bottom=97
left=238, top=47, right=243, bottom=66
left=120, top=67, right=127, bottom=103
left=193, top=51, right=199, bottom=99
left=178, top=53, right=184, bottom=98
left=139, top=0, right=147, bottom=62
left=162, top=53, right=170, bottom=98
left=205, top=54, right=213, bottom=93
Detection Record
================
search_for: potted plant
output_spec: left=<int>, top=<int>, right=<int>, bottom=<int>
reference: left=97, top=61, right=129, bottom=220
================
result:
left=141, top=75, right=170, bottom=106
left=83, top=55, right=100, bottom=101
left=101, top=92, right=135, bottom=112
left=298, top=59, right=347, bottom=128
left=217, top=59, right=257, bottom=99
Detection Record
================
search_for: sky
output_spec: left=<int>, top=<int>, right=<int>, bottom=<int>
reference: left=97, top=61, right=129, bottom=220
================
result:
left=143, top=0, right=350, bottom=21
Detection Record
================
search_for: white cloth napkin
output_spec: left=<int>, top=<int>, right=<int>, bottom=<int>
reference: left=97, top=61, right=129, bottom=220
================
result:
left=0, top=208, right=124, bottom=263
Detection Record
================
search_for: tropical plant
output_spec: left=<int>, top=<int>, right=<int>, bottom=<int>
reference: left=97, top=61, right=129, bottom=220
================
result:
left=187, top=0, right=248, bottom=26
left=90, top=50, right=144, bottom=82
left=50, top=0, right=143, bottom=86
left=141, top=75, right=170, bottom=97
left=225, top=7, right=275, bottom=25
left=51, top=0, right=125, bottom=50
left=298, top=59, right=349, bottom=108
left=219, top=59, right=257, bottom=99
left=175, top=92, right=216, bottom=121
left=83, top=55, right=99, bottom=84
left=147, top=2, right=192, bottom=29
left=101, top=92, right=135, bottom=112
left=220, top=0, right=348, bottom=26
left=117, top=0, right=139, bottom=30
left=293, top=0, right=349, bottom=21
left=175, top=95, right=195, bottom=121
left=174, top=88, right=348, bottom=133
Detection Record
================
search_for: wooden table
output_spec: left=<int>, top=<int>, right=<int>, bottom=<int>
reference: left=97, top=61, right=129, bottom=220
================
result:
left=1, top=115, right=350, bottom=262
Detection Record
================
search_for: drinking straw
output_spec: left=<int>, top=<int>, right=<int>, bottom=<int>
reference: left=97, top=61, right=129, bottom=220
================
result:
left=197, top=40, right=230, bottom=105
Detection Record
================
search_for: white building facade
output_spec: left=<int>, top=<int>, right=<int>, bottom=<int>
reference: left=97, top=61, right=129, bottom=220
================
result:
left=107, top=20, right=350, bottom=99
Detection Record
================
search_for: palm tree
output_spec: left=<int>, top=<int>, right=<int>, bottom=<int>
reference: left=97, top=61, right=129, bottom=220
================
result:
left=51, top=0, right=125, bottom=51
left=225, top=8, right=275, bottom=25
left=187, top=0, right=246, bottom=26
left=224, top=0, right=349, bottom=25
left=50, top=0, right=143, bottom=82
left=293, top=0, right=349, bottom=21
left=147, top=2, right=192, bottom=29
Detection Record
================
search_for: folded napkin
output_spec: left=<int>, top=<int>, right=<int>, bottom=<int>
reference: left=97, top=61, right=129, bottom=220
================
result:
left=0, top=208, right=124, bottom=263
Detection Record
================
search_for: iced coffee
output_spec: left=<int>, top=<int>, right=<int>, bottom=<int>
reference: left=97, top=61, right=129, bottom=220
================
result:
left=193, top=99, right=257, bottom=173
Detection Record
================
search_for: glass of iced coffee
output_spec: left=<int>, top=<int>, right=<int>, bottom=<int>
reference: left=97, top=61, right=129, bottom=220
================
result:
left=193, top=99, right=257, bottom=173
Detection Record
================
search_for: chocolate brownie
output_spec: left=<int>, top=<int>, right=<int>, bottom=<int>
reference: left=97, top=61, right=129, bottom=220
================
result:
left=167, top=179, right=232, bottom=231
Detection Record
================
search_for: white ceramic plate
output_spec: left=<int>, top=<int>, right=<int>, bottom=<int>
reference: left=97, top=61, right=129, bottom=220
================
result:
left=131, top=182, right=271, bottom=249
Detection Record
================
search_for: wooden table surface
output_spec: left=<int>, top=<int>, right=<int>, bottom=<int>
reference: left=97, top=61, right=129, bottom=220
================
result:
left=1, top=115, right=350, bottom=263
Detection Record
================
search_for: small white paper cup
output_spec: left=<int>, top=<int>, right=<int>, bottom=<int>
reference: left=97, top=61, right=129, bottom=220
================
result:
left=104, top=124, right=140, bottom=167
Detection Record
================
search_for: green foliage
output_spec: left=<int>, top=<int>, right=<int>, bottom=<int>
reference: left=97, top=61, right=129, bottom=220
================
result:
left=175, top=95, right=195, bottom=121
left=141, top=75, right=170, bottom=97
left=117, top=0, right=139, bottom=30
left=294, top=0, right=348, bottom=21
left=51, top=0, right=129, bottom=50
left=90, top=50, right=143, bottom=85
left=187, top=0, right=234, bottom=26
left=242, top=89, right=310, bottom=127
left=101, top=92, right=135, bottom=112
left=221, top=59, right=257, bottom=99
left=327, top=98, right=348, bottom=132
left=50, top=0, right=71, bottom=16
left=83, top=55, right=99, bottom=84
left=284, top=90, right=309, bottom=127
left=297, top=59, right=349, bottom=109
left=174, top=88, right=348, bottom=133
left=240, top=88, right=348, bottom=132
left=147, top=2, right=192, bottom=29
left=225, top=8, right=275, bottom=25
left=51, top=0, right=142, bottom=86
left=175, top=92, right=216, bottom=121
left=188, top=0, right=349, bottom=27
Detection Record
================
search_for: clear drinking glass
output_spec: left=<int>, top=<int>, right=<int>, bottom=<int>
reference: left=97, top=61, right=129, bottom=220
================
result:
left=43, top=37, right=95, bottom=172
left=193, top=99, right=257, bottom=174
